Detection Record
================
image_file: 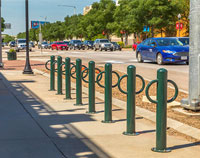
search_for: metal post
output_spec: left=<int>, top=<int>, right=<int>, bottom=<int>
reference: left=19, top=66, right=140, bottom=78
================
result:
left=74, top=59, right=83, bottom=106
left=56, top=56, right=63, bottom=95
left=23, top=0, right=33, bottom=74
left=0, top=0, right=3, bottom=67
left=152, top=69, right=170, bottom=153
left=123, top=65, right=139, bottom=136
left=102, top=63, right=113, bottom=123
left=181, top=1, right=200, bottom=111
left=65, top=57, right=72, bottom=99
left=87, top=61, right=96, bottom=113
left=49, top=56, right=55, bottom=91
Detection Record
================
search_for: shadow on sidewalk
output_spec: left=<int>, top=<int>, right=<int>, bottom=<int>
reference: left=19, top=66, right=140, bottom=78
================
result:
left=169, top=141, right=200, bottom=151
left=0, top=73, right=112, bottom=158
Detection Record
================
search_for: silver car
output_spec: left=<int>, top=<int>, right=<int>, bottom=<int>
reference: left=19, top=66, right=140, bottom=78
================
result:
left=94, top=39, right=113, bottom=51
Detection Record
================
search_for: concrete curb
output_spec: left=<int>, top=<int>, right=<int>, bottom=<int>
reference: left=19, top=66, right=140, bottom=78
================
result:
left=33, top=69, right=200, bottom=141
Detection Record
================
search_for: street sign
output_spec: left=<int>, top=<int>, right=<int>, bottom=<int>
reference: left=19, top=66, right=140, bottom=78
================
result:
left=31, top=21, right=49, bottom=29
left=5, top=23, right=11, bottom=29
left=143, top=26, right=150, bottom=32
left=176, top=23, right=183, bottom=30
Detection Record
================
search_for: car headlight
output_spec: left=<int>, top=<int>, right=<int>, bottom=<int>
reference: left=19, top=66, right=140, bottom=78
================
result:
left=101, top=44, right=105, bottom=47
left=163, top=50, right=175, bottom=53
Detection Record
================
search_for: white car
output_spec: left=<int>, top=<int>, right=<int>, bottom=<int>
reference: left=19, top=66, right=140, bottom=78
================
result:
left=15, top=39, right=32, bottom=52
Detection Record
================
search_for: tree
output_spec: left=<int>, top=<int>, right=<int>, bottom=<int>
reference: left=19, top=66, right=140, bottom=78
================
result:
left=3, top=34, right=14, bottom=43
left=1, top=17, right=5, bottom=32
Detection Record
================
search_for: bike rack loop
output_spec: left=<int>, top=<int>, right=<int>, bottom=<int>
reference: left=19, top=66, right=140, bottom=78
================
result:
left=118, top=65, right=145, bottom=136
left=145, top=68, right=178, bottom=153
left=96, top=63, right=120, bottom=123
left=82, top=61, right=102, bottom=113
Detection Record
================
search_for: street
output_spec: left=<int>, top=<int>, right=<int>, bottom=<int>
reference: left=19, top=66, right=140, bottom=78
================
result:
left=2, top=47, right=189, bottom=92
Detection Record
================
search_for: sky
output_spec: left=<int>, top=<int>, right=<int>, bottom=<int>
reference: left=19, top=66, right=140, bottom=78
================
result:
left=2, top=0, right=100, bottom=35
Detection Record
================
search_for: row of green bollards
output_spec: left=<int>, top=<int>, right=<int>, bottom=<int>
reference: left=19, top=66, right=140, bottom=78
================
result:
left=46, top=56, right=178, bottom=153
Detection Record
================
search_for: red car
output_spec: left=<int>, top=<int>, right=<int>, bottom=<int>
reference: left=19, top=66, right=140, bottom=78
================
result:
left=132, top=42, right=141, bottom=51
left=51, top=41, right=68, bottom=50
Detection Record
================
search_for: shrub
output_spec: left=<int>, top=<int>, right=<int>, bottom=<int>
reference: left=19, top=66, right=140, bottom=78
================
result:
left=8, top=49, right=16, bottom=53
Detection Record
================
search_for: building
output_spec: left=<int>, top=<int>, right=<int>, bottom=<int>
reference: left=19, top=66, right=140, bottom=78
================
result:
left=116, top=0, right=120, bottom=6
left=83, top=5, right=92, bottom=15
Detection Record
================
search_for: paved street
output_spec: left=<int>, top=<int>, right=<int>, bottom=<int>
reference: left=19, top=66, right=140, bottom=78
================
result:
left=2, top=47, right=189, bottom=92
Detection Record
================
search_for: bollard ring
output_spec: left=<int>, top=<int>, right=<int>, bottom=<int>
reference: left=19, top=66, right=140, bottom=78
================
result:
left=136, top=74, right=145, bottom=94
left=82, top=68, right=89, bottom=83
left=96, top=71, right=105, bottom=88
left=45, top=60, right=51, bottom=71
left=112, top=71, right=120, bottom=88
left=82, top=65, right=89, bottom=79
left=118, top=75, right=128, bottom=94
left=70, top=65, right=77, bottom=79
left=145, top=79, right=158, bottom=104
left=167, top=80, right=178, bottom=103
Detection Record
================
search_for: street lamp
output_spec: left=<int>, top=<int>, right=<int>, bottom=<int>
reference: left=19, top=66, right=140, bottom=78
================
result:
left=58, top=5, right=77, bottom=15
left=23, top=0, right=33, bottom=74
left=178, top=13, right=181, bottom=37
left=0, top=0, right=3, bottom=67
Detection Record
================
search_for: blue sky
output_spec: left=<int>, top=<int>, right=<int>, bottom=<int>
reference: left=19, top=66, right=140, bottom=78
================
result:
left=2, top=0, right=100, bottom=35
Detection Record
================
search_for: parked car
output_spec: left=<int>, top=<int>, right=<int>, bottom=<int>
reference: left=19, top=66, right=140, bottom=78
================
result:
left=177, top=37, right=189, bottom=46
left=47, top=42, right=53, bottom=49
left=51, top=41, right=68, bottom=50
left=29, top=41, right=35, bottom=48
left=15, top=39, right=32, bottom=52
left=136, top=37, right=189, bottom=65
left=132, top=42, right=141, bottom=51
left=111, top=42, right=121, bottom=51
left=83, top=40, right=94, bottom=50
left=9, top=41, right=16, bottom=47
left=93, top=39, right=113, bottom=51
left=38, top=41, right=49, bottom=49
left=69, top=40, right=85, bottom=50
left=64, top=41, right=70, bottom=46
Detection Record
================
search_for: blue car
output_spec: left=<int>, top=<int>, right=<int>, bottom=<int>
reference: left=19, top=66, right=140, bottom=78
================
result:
left=136, top=37, right=189, bottom=65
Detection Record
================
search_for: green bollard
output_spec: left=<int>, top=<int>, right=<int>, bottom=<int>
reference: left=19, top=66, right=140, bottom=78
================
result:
left=102, top=63, right=113, bottom=123
left=118, top=65, right=145, bottom=135
left=74, top=59, right=83, bottom=106
left=146, top=68, right=178, bottom=153
left=49, top=56, right=55, bottom=91
left=57, top=56, right=63, bottom=95
left=87, top=61, right=96, bottom=113
left=65, top=57, right=72, bottom=99
left=124, top=66, right=138, bottom=135
left=153, top=68, right=169, bottom=152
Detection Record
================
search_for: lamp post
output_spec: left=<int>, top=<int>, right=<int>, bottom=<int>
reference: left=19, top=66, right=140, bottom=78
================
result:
left=23, top=0, right=33, bottom=74
left=178, top=13, right=181, bottom=37
left=0, top=0, right=3, bottom=67
left=58, top=5, right=77, bottom=15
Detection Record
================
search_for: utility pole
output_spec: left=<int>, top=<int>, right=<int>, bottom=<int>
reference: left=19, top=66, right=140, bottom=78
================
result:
left=58, top=5, right=77, bottom=15
left=181, top=0, right=200, bottom=110
left=0, top=0, right=3, bottom=67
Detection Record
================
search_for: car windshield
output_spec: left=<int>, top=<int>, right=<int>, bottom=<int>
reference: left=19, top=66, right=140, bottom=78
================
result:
left=42, top=42, right=48, bottom=44
left=112, top=42, right=117, bottom=45
left=178, top=38, right=189, bottom=45
left=57, top=42, right=65, bottom=45
left=18, top=40, right=26, bottom=43
left=156, top=38, right=183, bottom=46
left=88, top=41, right=93, bottom=44
left=64, top=41, right=69, bottom=44
left=100, top=40, right=109, bottom=43
left=73, top=40, right=81, bottom=44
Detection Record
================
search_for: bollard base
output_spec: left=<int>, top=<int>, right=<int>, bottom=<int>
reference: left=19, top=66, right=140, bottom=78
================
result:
left=101, top=120, right=114, bottom=123
left=56, top=93, right=63, bottom=95
left=123, top=131, right=139, bottom=136
left=64, top=98, right=72, bottom=100
left=74, top=104, right=84, bottom=106
left=151, top=147, right=171, bottom=153
left=86, top=111, right=96, bottom=114
left=48, top=89, right=56, bottom=91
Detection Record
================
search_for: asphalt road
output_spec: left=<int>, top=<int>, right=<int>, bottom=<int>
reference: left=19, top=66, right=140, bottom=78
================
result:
left=2, top=47, right=189, bottom=92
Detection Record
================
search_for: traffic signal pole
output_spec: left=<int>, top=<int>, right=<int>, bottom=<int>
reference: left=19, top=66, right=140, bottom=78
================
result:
left=0, top=0, right=3, bottom=67
left=181, top=0, right=200, bottom=111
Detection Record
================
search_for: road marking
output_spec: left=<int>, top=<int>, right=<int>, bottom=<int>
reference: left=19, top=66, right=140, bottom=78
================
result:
left=104, top=60, right=125, bottom=64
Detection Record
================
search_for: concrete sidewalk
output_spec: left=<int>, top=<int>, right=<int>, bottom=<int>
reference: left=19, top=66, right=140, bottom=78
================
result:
left=0, top=70, right=199, bottom=158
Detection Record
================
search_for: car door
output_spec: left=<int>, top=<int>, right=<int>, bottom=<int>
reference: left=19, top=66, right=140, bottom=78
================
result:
left=148, top=39, right=157, bottom=61
left=140, top=39, right=150, bottom=60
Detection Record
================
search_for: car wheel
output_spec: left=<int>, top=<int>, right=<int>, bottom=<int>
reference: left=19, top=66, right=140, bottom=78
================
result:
left=186, top=61, right=189, bottom=65
left=157, top=53, right=164, bottom=65
left=100, top=47, right=103, bottom=51
left=94, top=47, right=97, bottom=51
left=56, top=47, right=58, bottom=50
left=137, top=52, right=143, bottom=63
